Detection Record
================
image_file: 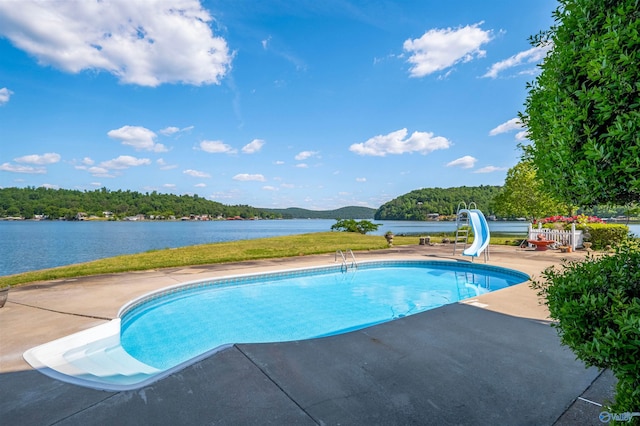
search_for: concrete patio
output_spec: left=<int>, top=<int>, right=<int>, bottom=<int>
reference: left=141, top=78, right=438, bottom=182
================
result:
left=0, top=244, right=616, bottom=425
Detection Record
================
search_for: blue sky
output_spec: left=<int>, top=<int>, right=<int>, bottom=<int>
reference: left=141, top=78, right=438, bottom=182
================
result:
left=0, top=0, right=555, bottom=210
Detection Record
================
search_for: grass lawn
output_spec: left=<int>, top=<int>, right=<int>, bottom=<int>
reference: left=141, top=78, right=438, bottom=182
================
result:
left=0, top=232, right=414, bottom=287
left=0, top=231, right=525, bottom=288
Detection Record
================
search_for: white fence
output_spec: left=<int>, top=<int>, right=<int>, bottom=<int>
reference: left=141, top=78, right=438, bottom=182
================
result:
left=528, top=223, right=583, bottom=250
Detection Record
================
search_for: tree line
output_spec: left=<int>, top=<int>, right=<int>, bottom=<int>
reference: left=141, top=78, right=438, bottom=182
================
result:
left=374, top=186, right=503, bottom=220
left=0, top=187, right=282, bottom=220
left=261, top=206, right=376, bottom=219
left=2, top=184, right=634, bottom=222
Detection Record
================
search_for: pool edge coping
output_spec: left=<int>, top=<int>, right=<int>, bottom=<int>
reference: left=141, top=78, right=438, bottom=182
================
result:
left=23, top=258, right=531, bottom=392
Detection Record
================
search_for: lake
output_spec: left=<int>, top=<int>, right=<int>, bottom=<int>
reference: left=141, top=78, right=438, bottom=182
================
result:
left=2, top=219, right=636, bottom=277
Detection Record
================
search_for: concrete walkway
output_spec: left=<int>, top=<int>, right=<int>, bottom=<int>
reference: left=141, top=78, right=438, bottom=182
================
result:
left=0, top=244, right=616, bottom=425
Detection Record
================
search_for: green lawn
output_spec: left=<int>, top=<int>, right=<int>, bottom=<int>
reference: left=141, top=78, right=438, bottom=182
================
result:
left=0, top=232, right=417, bottom=287
left=0, top=232, right=525, bottom=288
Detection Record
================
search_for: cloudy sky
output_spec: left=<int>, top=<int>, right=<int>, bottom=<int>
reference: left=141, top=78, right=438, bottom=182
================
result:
left=0, top=0, right=555, bottom=210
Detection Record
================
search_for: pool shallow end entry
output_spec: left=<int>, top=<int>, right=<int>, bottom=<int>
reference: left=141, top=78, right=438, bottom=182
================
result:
left=23, top=260, right=529, bottom=391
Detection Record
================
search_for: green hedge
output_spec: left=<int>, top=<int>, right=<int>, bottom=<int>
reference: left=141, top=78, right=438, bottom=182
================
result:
left=532, top=242, right=640, bottom=416
left=580, top=224, right=629, bottom=250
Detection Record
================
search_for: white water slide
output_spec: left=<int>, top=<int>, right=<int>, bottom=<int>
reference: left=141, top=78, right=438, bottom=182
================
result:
left=459, top=209, right=490, bottom=258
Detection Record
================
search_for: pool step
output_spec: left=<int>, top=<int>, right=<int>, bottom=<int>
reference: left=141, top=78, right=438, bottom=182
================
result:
left=23, top=319, right=162, bottom=391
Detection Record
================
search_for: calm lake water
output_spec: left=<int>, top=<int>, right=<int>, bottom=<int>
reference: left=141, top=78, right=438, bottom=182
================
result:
left=2, top=219, right=636, bottom=277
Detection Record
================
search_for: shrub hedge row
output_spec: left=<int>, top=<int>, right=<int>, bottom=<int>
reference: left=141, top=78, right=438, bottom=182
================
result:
left=579, top=224, right=630, bottom=250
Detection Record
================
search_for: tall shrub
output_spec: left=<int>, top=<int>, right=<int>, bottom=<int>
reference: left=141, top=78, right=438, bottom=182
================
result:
left=532, top=242, right=640, bottom=415
left=521, top=0, right=640, bottom=417
left=521, top=0, right=640, bottom=207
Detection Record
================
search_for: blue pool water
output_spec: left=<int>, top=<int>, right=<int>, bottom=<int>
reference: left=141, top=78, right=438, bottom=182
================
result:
left=120, top=261, right=529, bottom=370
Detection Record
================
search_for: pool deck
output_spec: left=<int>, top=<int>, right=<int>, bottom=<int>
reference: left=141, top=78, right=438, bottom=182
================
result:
left=1, top=244, right=616, bottom=425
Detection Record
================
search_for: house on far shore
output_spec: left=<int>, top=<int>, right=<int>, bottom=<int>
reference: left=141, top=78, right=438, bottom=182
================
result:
left=75, top=212, right=88, bottom=221
left=103, top=211, right=113, bottom=219
left=426, top=213, right=440, bottom=220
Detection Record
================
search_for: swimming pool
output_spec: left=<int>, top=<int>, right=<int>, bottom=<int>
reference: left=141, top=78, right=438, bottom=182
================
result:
left=119, top=260, right=528, bottom=369
left=24, top=260, right=529, bottom=391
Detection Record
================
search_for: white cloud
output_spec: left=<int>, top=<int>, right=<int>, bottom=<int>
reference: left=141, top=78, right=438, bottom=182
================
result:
left=199, top=140, right=237, bottom=154
left=295, top=150, right=319, bottom=161
left=157, top=158, right=177, bottom=170
left=81, top=157, right=94, bottom=166
left=233, top=173, right=265, bottom=182
left=86, top=166, right=111, bottom=177
left=183, top=169, right=211, bottom=178
left=295, top=163, right=309, bottom=168
left=1, top=152, right=60, bottom=174
left=489, top=118, right=529, bottom=141
left=483, top=44, right=551, bottom=79
left=350, top=128, right=450, bottom=157
left=446, top=155, right=477, bottom=169
left=159, top=125, right=193, bottom=136
left=403, top=23, right=492, bottom=77
left=489, top=118, right=523, bottom=136
left=0, top=163, right=46, bottom=174
left=209, top=189, right=240, bottom=200
left=15, top=152, right=61, bottom=165
left=41, top=183, right=59, bottom=189
left=474, top=166, right=507, bottom=173
left=356, top=177, right=367, bottom=182
left=194, top=183, right=206, bottom=188
left=108, top=125, right=167, bottom=152
left=0, top=0, right=232, bottom=87
left=163, top=183, right=177, bottom=189
left=263, top=185, right=278, bottom=191
left=260, top=34, right=306, bottom=72
left=242, top=139, right=265, bottom=154
left=100, top=155, right=151, bottom=170
left=159, top=126, right=180, bottom=136
left=0, top=87, right=13, bottom=105
left=274, top=160, right=285, bottom=165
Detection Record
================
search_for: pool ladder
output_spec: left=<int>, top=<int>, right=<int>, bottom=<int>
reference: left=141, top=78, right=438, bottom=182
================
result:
left=335, top=249, right=358, bottom=271
left=455, top=270, right=491, bottom=299
left=453, top=201, right=477, bottom=256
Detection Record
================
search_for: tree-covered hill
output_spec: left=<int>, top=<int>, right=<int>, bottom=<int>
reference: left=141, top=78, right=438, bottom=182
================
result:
left=260, top=206, right=376, bottom=219
left=0, top=187, right=282, bottom=220
left=375, top=186, right=502, bottom=220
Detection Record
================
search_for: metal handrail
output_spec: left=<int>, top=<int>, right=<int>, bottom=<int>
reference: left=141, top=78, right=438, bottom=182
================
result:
left=346, top=249, right=358, bottom=269
left=335, top=249, right=357, bottom=271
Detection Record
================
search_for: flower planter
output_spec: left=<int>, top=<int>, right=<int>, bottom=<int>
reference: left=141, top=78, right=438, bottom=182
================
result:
left=385, top=233, right=394, bottom=246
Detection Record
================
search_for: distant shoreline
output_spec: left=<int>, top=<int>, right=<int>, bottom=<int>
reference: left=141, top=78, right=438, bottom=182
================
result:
left=2, top=217, right=639, bottom=224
